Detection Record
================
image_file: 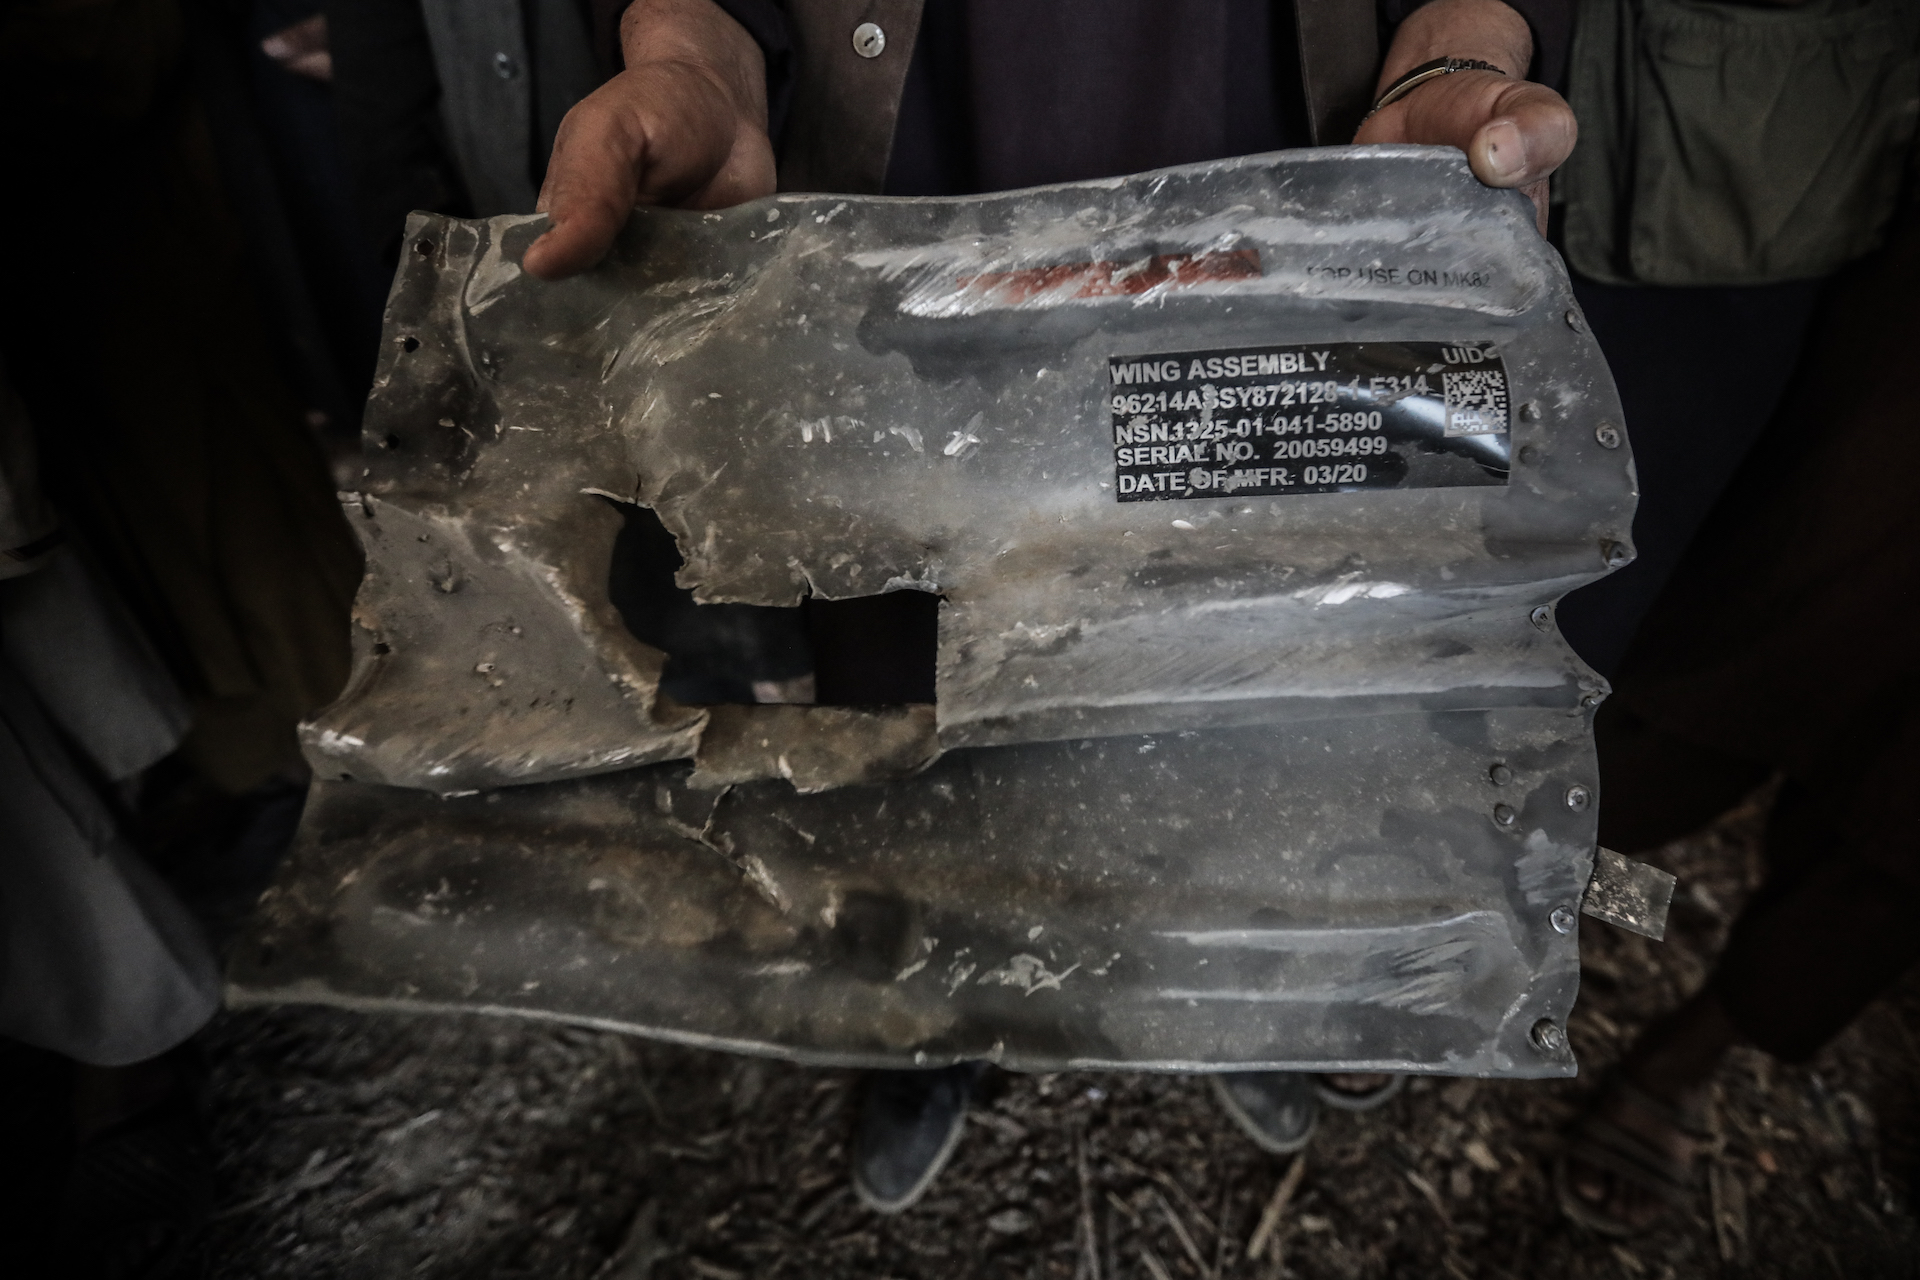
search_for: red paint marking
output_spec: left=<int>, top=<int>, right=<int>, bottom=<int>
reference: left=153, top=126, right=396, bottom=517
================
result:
left=955, top=248, right=1261, bottom=305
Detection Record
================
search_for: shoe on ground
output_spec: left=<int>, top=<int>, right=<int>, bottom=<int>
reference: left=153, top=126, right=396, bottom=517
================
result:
left=852, top=1063, right=978, bottom=1213
left=1210, top=1071, right=1319, bottom=1155
left=1554, top=1071, right=1709, bottom=1236
left=1312, top=1072, right=1405, bottom=1112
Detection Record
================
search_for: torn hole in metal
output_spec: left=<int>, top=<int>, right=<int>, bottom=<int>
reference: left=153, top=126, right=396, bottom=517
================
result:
left=236, top=148, right=1635, bottom=1076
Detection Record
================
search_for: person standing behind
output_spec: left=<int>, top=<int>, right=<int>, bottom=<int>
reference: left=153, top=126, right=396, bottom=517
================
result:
left=333, top=0, right=1585, bottom=1213
left=1544, top=0, right=1920, bottom=1235
left=1549, top=0, right=1919, bottom=677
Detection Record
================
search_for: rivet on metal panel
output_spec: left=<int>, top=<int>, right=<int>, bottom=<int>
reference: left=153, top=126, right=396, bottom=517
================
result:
left=493, top=51, right=519, bottom=79
left=1565, top=308, right=1587, bottom=333
left=1594, top=422, right=1622, bottom=449
left=1581, top=692, right=1605, bottom=709
left=1603, top=540, right=1635, bottom=569
left=1518, top=445, right=1537, bottom=465
left=1531, top=1019, right=1567, bottom=1052
left=852, top=22, right=886, bottom=57
left=1549, top=905, right=1577, bottom=934
left=1528, top=604, right=1552, bottom=631
left=1519, top=400, right=1540, bottom=421
left=1564, top=784, right=1592, bottom=812
left=1492, top=803, right=1517, bottom=827
left=1488, top=763, right=1512, bottom=786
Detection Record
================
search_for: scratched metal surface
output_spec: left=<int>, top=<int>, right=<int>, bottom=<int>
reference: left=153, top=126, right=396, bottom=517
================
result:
left=235, top=708, right=1593, bottom=1076
left=304, top=146, right=1631, bottom=795
left=239, top=148, right=1636, bottom=1073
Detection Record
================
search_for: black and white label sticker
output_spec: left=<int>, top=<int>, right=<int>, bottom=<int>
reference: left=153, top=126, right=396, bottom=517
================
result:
left=1108, top=342, right=1512, bottom=502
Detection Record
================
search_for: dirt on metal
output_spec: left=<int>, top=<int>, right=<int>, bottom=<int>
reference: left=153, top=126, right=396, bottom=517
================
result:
left=189, top=795, right=1917, bottom=1279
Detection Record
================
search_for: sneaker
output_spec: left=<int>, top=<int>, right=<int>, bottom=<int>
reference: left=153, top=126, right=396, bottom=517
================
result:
left=851, top=1064, right=978, bottom=1213
left=1210, top=1071, right=1319, bottom=1154
left=1312, top=1072, right=1405, bottom=1112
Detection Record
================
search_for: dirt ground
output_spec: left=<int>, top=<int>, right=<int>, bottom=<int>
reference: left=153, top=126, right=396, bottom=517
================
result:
left=181, top=796, right=1917, bottom=1280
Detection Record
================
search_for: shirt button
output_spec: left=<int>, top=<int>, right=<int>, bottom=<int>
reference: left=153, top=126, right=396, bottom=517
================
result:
left=493, top=51, right=519, bottom=79
left=852, top=22, right=886, bottom=58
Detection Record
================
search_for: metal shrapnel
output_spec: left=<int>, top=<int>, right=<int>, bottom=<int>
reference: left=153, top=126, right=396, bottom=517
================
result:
left=233, top=150, right=1636, bottom=1077
left=1582, top=846, right=1678, bottom=941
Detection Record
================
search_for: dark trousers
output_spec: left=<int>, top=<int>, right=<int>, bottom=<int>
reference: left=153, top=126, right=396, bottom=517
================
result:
left=1595, top=213, right=1920, bottom=1063
left=1556, top=276, right=1822, bottom=679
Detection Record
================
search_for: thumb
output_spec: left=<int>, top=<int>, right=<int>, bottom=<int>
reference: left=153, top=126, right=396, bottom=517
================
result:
left=1366, top=73, right=1578, bottom=191
left=1465, top=83, right=1578, bottom=190
left=524, top=96, right=646, bottom=281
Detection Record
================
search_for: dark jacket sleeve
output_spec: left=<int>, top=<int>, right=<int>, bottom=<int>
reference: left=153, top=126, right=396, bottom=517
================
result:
left=1380, top=0, right=1574, bottom=91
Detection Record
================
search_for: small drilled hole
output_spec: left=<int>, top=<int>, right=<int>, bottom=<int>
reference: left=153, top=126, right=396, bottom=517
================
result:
left=401, top=335, right=420, bottom=353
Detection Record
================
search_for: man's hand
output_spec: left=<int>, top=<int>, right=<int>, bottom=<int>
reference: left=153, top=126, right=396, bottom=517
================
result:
left=1354, top=0, right=1576, bottom=233
left=523, top=0, right=774, bottom=280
